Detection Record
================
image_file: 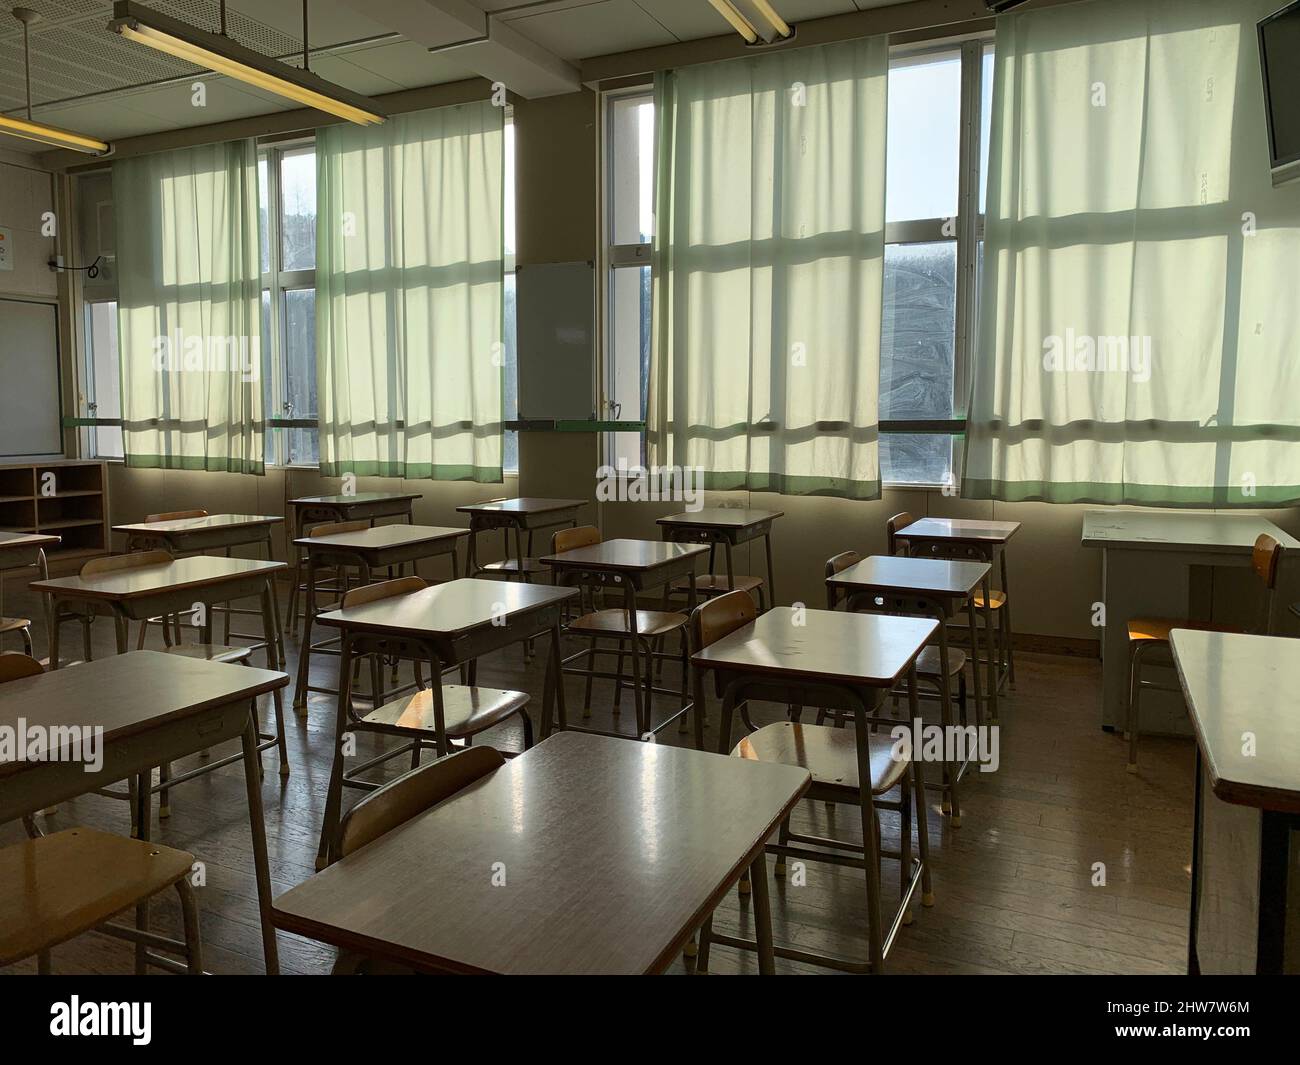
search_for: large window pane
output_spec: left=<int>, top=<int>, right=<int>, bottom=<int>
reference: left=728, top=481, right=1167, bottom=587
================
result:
left=980, top=44, right=994, bottom=215
left=886, top=51, right=961, bottom=223
left=881, top=433, right=953, bottom=487
left=258, top=154, right=271, bottom=275
left=280, top=147, right=316, bottom=271
left=283, top=287, right=318, bottom=465
left=608, top=94, right=654, bottom=245
left=84, top=301, right=122, bottom=459
left=880, top=242, right=956, bottom=421
left=503, top=272, right=518, bottom=473
left=607, top=264, right=649, bottom=467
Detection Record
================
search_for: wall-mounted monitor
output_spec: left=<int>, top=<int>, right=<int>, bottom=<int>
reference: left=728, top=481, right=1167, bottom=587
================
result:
left=1259, top=1, right=1300, bottom=185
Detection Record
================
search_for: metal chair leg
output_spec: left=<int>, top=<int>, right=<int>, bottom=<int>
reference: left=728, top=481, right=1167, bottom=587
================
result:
left=175, top=876, right=204, bottom=974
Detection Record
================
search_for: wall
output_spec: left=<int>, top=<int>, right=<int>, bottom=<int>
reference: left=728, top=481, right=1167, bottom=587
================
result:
left=0, top=153, right=56, bottom=301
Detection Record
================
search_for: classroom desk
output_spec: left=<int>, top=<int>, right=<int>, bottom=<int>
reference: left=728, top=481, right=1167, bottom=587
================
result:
left=540, top=538, right=708, bottom=738
left=285, top=492, right=421, bottom=635
left=1171, top=629, right=1300, bottom=974
left=0, top=531, right=58, bottom=655
left=692, top=606, right=937, bottom=972
left=657, top=507, right=782, bottom=607
left=114, top=513, right=286, bottom=666
left=272, top=731, right=810, bottom=974
left=456, top=497, right=588, bottom=581
left=1082, top=511, right=1298, bottom=731
left=32, top=556, right=289, bottom=778
left=311, top=577, right=579, bottom=869
left=899, top=517, right=1020, bottom=699
left=826, top=554, right=993, bottom=823
left=291, top=525, right=470, bottom=711
left=0, top=651, right=289, bottom=973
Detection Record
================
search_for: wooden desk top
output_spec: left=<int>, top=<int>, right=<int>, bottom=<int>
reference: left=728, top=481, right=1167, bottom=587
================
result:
left=693, top=606, right=938, bottom=687
left=900, top=517, right=1022, bottom=544
left=540, top=538, right=708, bottom=573
left=294, top=524, right=468, bottom=551
left=316, top=577, right=577, bottom=637
left=1081, top=511, right=1299, bottom=553
left=0, top=651, right=286, bottom=780
left=0, top=531, right=60, bottom=552
left=657, top=507, right=783, bottom=529
left=828, top=554, right=989, bottom=598
left=288, top=492, right=422, bottom=507
left=32, top=556, right=285, bottom=602
left=271, top=732, right=810, bottom=974
left=456, top=497, right=588, bottom=515
left=1171, top=630, right=1300, bottom=813
left=114, top=514, right=282, bottom=535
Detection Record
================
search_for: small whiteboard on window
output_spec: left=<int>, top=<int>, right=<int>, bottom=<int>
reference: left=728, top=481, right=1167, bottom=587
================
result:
left=0, top=298, right=62, bottom=458
left=516, top=261, right=595, bottom=421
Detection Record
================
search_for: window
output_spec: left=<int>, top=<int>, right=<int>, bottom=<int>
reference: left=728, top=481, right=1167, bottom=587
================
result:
left=259, top=143, right=318, bottom=466
left=603, top=89, right=654, bottom=469
left=879, top=41, right=993, bottom=487
left=83, top=300, right=122, bottom=459
left=600, top=39, right=994, bottom=487
left=503, top=111, right=518, bottom=474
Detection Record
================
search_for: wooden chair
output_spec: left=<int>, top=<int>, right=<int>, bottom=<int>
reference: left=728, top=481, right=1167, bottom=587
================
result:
left=1125, top=533, right=1284, bottom=771
left=820, top=550, right=969, bottom=734
left=322, top=577, right=531, bottom=835
left=688, top=590, right=933, bottom=973
left=889, top=511, right=1014, bottom=693
left=135, top=510, right=207, bottom=649
left=328, top=747, right=505, bottom=971
left=0, top=827, right=202, bottom=975
left=0, top=653, right=48, bottom=839
left=551, top=525, right=693, bottom=740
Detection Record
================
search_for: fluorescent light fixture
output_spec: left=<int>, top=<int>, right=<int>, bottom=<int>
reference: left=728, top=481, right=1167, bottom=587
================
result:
left=107, top=1, right=386, bottom=126
left=0, top=112, right=110, bottom=155
left=3, top=7, right=109, bottom=155
left=750, top=0, right=792, bottom=39
left=708, top=0, right=759, bottom=44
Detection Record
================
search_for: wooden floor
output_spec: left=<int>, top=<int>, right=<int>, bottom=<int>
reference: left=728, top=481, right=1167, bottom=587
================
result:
left=0, top=582, right=1195, bottom=975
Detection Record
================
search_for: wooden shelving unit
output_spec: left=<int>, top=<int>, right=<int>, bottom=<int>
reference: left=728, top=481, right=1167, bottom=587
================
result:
left=0, top=460, right=110, bottom=570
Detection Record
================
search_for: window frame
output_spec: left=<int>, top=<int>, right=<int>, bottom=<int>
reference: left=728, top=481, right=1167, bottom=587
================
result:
left=878, top=36, right=991, bottom=489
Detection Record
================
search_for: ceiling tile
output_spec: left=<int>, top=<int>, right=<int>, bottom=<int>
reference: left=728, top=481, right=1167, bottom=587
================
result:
left=506, top=1, right=678, bottom=62
left=634, top=0, right=857, bottom=43
left=331, top=39, right=480, bottom=90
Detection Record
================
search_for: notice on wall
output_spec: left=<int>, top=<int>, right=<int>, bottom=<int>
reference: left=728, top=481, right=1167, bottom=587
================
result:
left=0, top=227, right=12, bottom=270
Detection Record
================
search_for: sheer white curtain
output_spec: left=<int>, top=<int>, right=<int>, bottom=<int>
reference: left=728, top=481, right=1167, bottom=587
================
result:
left=648, top=37, right=889, bottom=499
left=114, top=140, right=264, bottom=473
left=963, top=0, right=1300, bottom=505
left=315, top=101, right=504, bottom=480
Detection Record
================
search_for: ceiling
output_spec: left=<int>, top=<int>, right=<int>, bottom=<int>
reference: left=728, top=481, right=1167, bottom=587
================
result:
left=0, top=0, right=905, bottom=152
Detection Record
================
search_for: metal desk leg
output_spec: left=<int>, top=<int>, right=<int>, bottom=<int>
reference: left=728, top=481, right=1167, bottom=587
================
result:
left=133, top=769, right=151, bottom=974
left=624, top=581, right=646, bottom=737
left=240, top=705, right=280, bottom=973
left=981, top=575, right=999, bottom=723
left=966, top=596, right=986, bottom=728
left=316, top=634, right=356, bottom=871
left=764, top=532, right=777, bottom=609
left=293, top=558, right=318, bottom=712
left=261, top=580, right=290, bottom=777
left=750, top=849, right=775, bottom=974
left=852, top=697, right=885, bottom=972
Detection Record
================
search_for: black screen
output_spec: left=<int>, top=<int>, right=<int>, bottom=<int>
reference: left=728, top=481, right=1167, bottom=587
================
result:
left=1260, top=3, right=1300, bottom=167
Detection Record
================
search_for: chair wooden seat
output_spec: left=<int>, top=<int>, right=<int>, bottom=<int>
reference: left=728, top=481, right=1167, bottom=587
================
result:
left=362, top=684, right=530, bottom=740
left=1126, top=616, right=1242, bottom=643
left=0, top=828, right=195, bottom=967
left=164, top=643, right=254, bottom=664
left=973, top=589, right=1006, bottom=610
left=0, top=616, right=32, bottom=634
left=670, top=573, right=765, bottom=596
left=734, top=722, right=909, bottom=797
left=916, top=645, right=966, bottom=677
left=568, top=608, right=688, bottom=638
left=479, top=558, right=547, bottom=576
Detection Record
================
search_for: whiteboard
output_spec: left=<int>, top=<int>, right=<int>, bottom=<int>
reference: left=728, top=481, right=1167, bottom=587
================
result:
left=0, top=298, right=63, bottom=457
left=516, top=261, right=595, bottom=421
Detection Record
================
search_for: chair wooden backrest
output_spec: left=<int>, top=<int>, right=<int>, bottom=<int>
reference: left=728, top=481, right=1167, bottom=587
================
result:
left=552, top=525, right=600, bottom=554
left=885, top=512, right=915, bottom=556
left=341, top=575, right=427, bottom=609
left=0, top=652, right=43, bottom=684
left=146, top=509, right=207, bottom=523
left=81, top=549, right=172, bottom=577
left=311, top=520, right=369, bottom=538
left=1252, top=533, right=1284, bottom=633
left=825, top=550, right=862, bottom=609
left=335, top=746, right=505, bottom=860
left=689, top=588, right=757, bottom=653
